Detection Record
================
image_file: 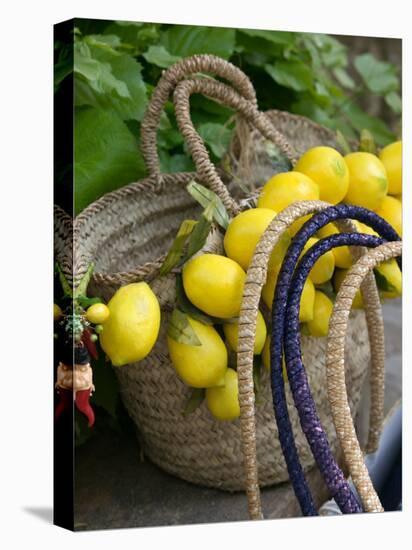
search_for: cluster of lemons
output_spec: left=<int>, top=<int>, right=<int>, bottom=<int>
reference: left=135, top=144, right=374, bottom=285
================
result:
left=55, top=141, right=401, bottom=423
left=168, top=142, right=402, bottom=421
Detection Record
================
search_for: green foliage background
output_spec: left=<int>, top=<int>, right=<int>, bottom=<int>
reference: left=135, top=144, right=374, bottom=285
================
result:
left=55, top=19, right=401, bottom=215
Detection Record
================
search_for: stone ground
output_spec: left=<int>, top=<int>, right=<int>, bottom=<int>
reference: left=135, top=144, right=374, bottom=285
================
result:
left=74, top=300, right=401, bottom=531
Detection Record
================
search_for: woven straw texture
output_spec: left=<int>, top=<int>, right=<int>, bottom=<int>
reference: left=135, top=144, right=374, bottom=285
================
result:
left=327, top=241, right=402, bottom=512
left=67, top=55, right=372, bottom=492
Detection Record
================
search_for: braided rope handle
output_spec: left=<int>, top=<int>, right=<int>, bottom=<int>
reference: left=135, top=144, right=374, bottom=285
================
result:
left=237, top=202, right=395, bottom=519
left=140, top=54, right=258, bottom=179
left=172, top=78, right=298, bottom=215
left=326, top=240, right=402, bottom=512
left=285, top=232, right=386, bottom=514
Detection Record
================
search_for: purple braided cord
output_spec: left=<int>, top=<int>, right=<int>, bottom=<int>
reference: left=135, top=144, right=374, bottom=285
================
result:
left=270, top=204, right=401, bottom=516
left=285, top=233, right=383, bottom=513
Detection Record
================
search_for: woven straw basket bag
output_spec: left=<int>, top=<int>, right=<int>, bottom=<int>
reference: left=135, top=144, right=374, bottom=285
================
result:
left=63, top=54, right=374, bottom=492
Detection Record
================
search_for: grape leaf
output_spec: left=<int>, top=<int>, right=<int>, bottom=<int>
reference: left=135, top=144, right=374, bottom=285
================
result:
left=74, top=107, right=145, bottom=213
left=160, top=25, right=236, bottom=59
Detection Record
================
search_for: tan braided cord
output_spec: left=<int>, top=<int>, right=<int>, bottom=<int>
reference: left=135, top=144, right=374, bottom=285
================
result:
left=326, top=241, right=402, bottom=513
left=140, top=54, right=257, bottom=176
left=172, top=78, right=298, bottom=217
left=237, top=200, right=385, bottom=519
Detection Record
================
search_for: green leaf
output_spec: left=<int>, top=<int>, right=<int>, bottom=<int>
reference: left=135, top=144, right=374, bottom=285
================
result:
left=160, top=25, right=236, bottom=59
left=159, top=219, right=197, bottom=275
left=315, top=282, right=336, bottom=303
left=374, top=268, right=398, bottom=294
left=335, top=130, right=352, bottom=155
left=54, top=58, right=73, bottom=91
left=238, top=28, right=296, bottom=46
left=158, top=151, right=195, bottom=173
left=175, top=274, right=216, bottom=325
left=143, top=45, right=181, bottom=68
left=340, top=102, right=395, bottom=146
left=182, top=213, right=212, bottom=262
left=354, top=53, right=399, bottom=95
left=333, top=67, right=355, bottom=90
left=74, top=107, right=145, bottom=213
left=77, top=295, right=104, bottom=308
left=74, top=40, right=148, bottom=121
left=56, top=263, right=74, bottom=297
left=74, top=263, right=94, bottom=299
left=182, top=388, right=205, bottom=416
left=186, top=181, right=230, bottom=229
left=385, top=91, right=402, bottom=114
left=265, top=61, right=313, bottom=92
left=167, top=309, right=202, bottom=346
left=74, top=41, right=129, bottom=98
left=359, top=129, right=377, bottom=154
left=197, top=122, right=233, bottom=158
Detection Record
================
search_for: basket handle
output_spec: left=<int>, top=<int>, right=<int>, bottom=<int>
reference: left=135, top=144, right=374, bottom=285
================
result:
left=326, top=240, right=402, bottom=512
left=140, top=54, right=257, bottom=178
left=236, top=201, right=389, bottom=519
left=284, top=231, right=387, bottom=514
left=172, top=78, right=298, bottom=214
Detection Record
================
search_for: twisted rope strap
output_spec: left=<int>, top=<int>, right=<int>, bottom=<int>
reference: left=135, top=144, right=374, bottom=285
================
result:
left=285, top=233, right=388, bottom=513
left=326, top=240, right=402, bottom=511
left=237, top=201, right=399, bottom=519
left=270, top=204, right=400, bottom=514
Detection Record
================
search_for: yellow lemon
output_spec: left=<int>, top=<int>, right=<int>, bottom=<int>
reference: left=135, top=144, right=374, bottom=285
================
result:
left=223, top=310, right=267, bottom=354
left=223, top=208, right=291, bottom=271
left=379, top=141, right=402, bottom=195
left=182, top=254, right=246, bottom=319
left=295, top=146, right=349, bottom=204
left=317, top=223, right=353, bottom=269
left=85, top=303, right=110, bottom=324
left=257, top=171, right=320, bottom=217
left=301, top=237, right=335, bottom=285
left=262, top=336, right=288, bottom=381
left=354, top=220, right=378, bottom=236
left=299, top=278, right=316, bottom=323
left=206, top=368, right=240, bottom=421
left=376, top=259, right=402, bottom=299
left=344, top=152, right=388, bottom=210
left=333, top=269, right=363, bottom=309
left=100, top=283, right=161, bottom=366
left=54, top=303, right=63, bottom=321
left=375, top=195, right=402, bottom=236
left=307, top=291, right=334, bottom=337
left=167, top=317, right=227, bottom=388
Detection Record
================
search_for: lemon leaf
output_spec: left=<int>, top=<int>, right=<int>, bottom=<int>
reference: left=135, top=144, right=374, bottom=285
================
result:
left=159, top=219, right=197, bottom=275
left=186, top=180, right=230, bottom=229
left=335, top=130, right=352, bottom=155
left=359, top=129, right=377, bottom=154
left=182, top=388, right=205, bottom=416
left=56, top=263, right=74, bottom=298
left=300, top=323, right=311, bottom=336
left=182, top=214, right=212, bottom=262
left=315, top=281, right=336, bottom=302
left=374, top=268, right=398, bottom=294
left=167, top=309, right=202, bottom=346
left=74, top=263, right=95, bottom=299
left=77, top=295, right=103, bottom=308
